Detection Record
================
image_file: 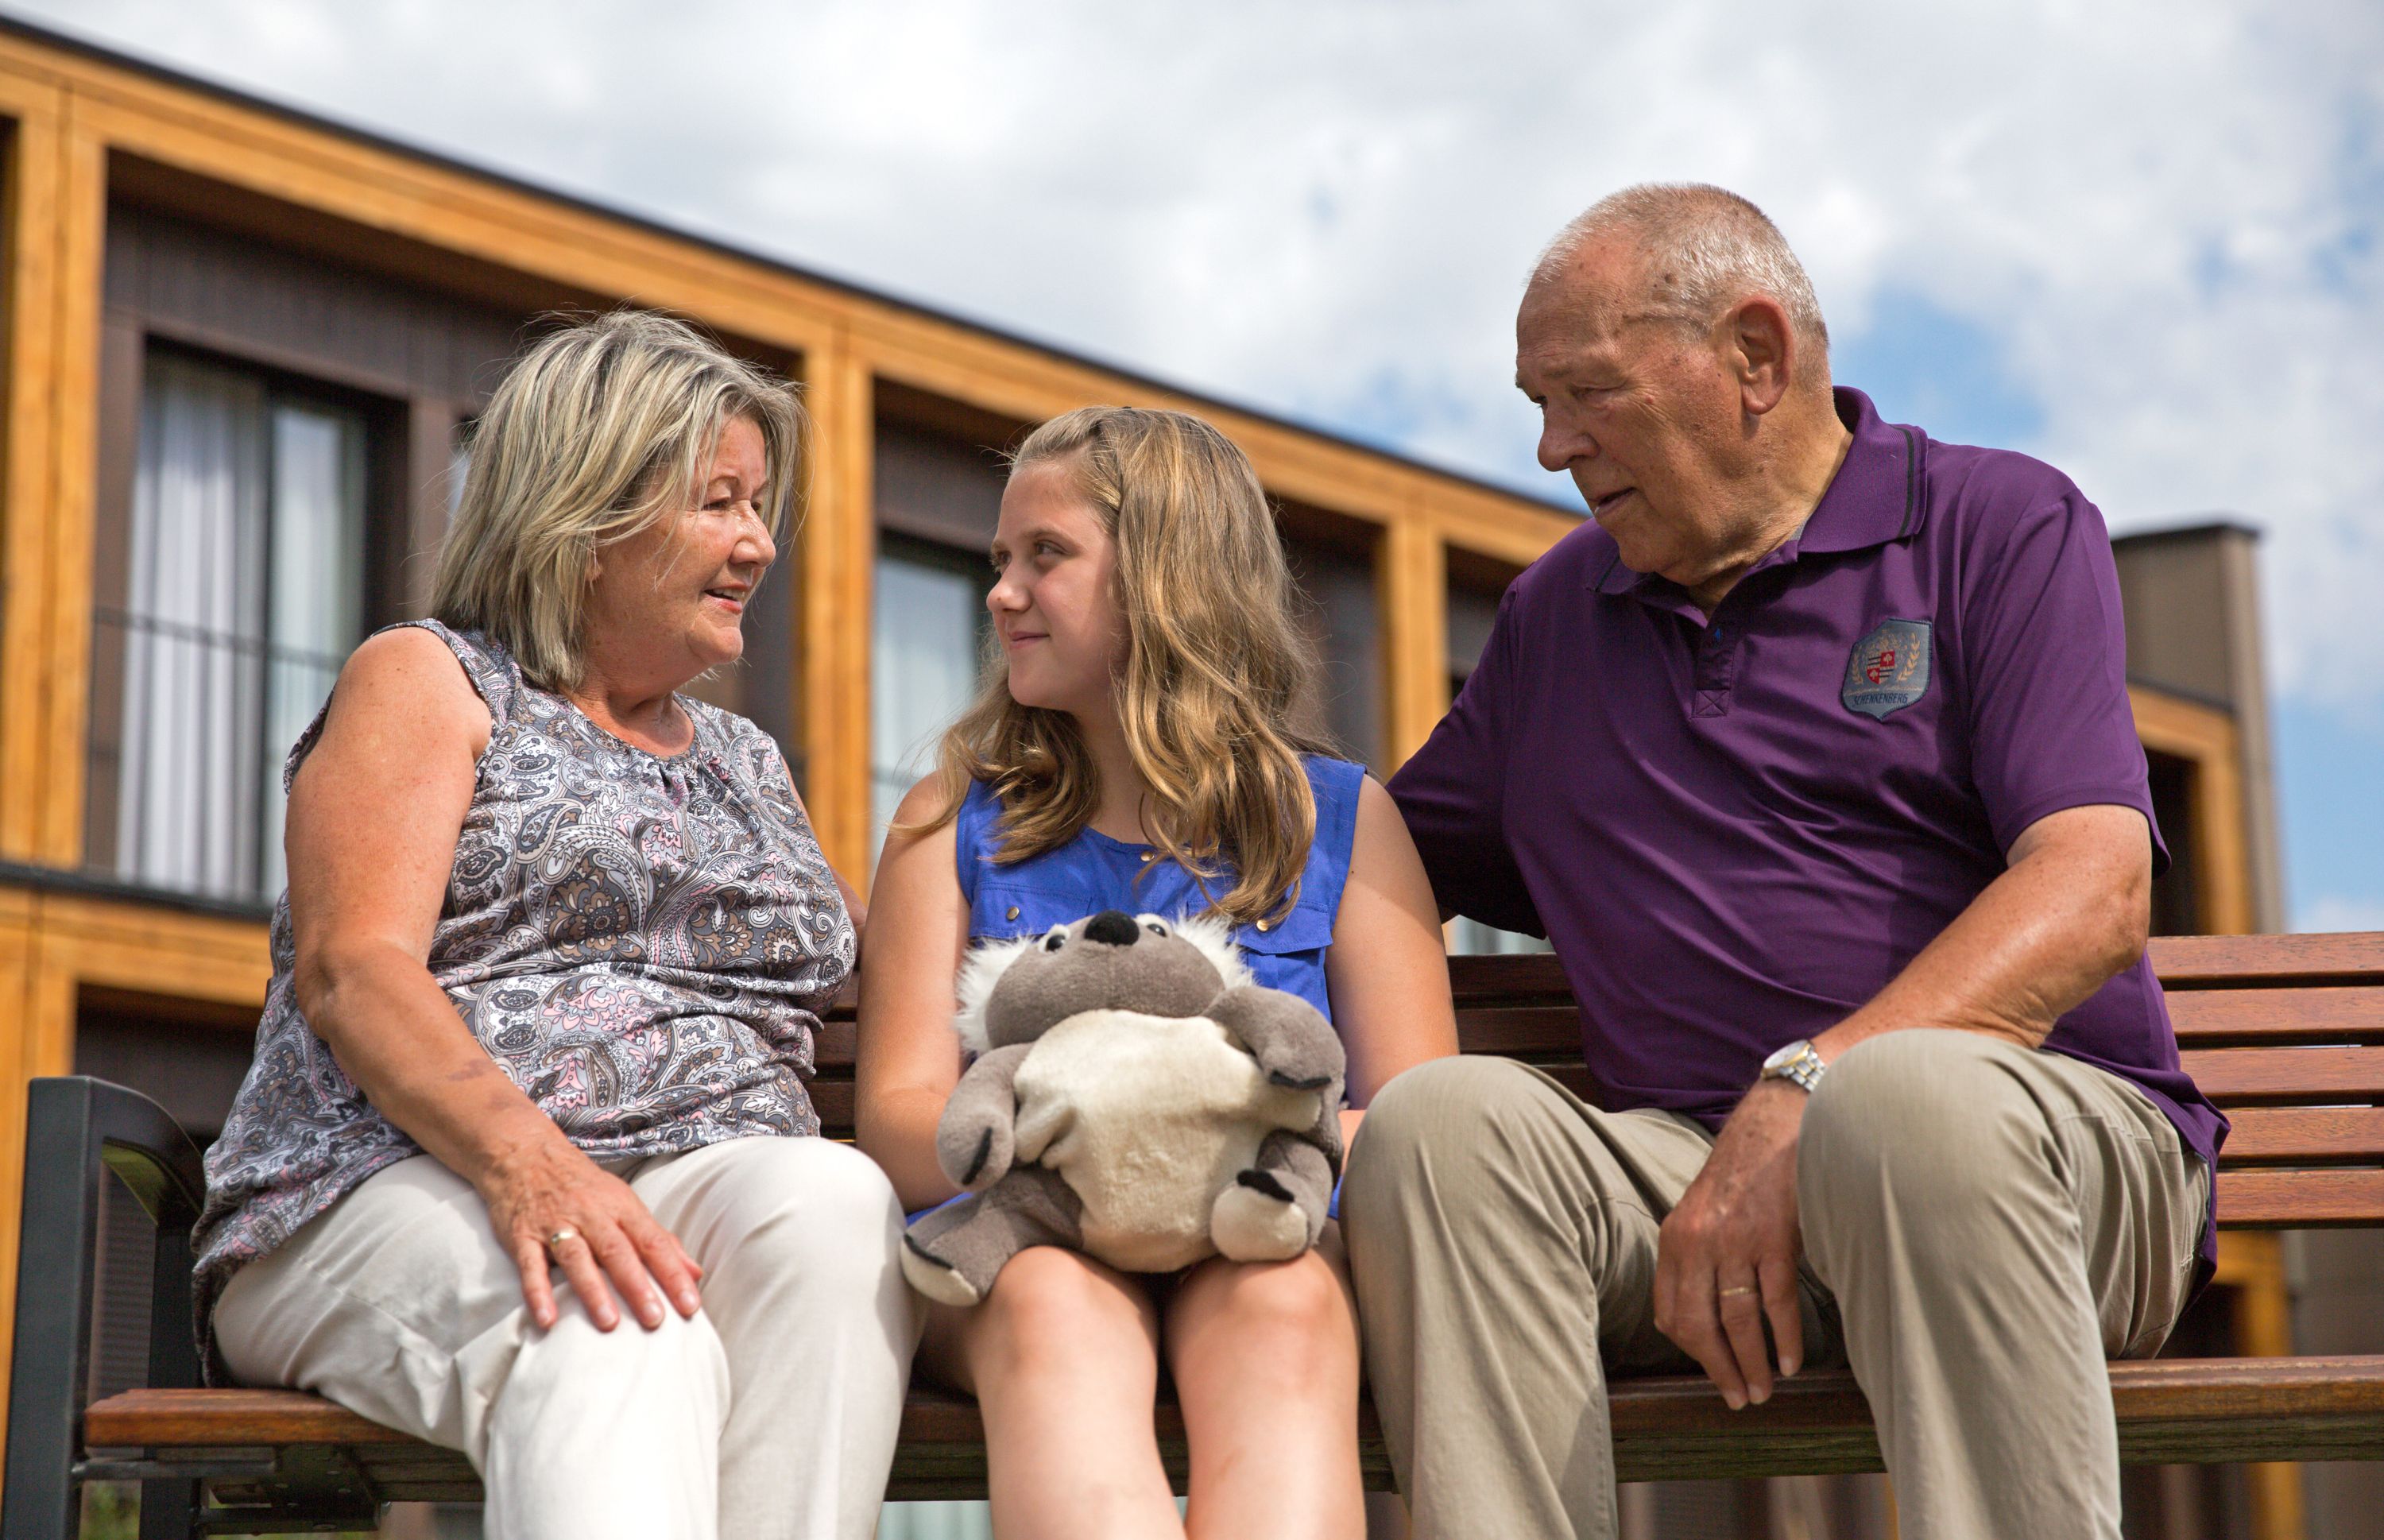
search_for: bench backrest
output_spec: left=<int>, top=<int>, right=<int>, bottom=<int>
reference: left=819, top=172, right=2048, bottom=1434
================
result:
left=809, top=932, right=2384, bottom=1230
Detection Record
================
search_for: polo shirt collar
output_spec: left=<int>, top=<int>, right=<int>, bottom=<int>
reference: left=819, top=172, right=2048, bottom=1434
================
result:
left=1798, top=387, right=1928, bottom=554
left=1592, top=386, right=1926, bottom=595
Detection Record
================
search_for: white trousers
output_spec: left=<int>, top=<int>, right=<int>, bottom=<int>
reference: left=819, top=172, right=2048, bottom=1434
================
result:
left=215, top=1137, right=922, bottom=1540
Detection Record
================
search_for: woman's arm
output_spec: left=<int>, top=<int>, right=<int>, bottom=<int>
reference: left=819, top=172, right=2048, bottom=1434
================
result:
left=854, top=778, right=974, bottom=1210
left=285, top=627, right=701, bottom=1333
left=1324, top=776, right=1461, bottom=1142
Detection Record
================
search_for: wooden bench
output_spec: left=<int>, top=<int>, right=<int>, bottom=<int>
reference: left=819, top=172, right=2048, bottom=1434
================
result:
left=9, top=933, right=2384, bottom=1536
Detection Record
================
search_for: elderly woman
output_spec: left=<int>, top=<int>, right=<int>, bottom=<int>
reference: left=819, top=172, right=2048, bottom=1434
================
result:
left=192, top=311, right=914, bottom=1540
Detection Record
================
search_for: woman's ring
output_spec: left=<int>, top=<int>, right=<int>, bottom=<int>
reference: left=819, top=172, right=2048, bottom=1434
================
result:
left=545, top=1227, right=580, bottom=1252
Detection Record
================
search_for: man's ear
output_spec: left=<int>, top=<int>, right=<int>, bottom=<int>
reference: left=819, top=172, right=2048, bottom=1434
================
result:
left=1725, top=296, right=1797, bottom=418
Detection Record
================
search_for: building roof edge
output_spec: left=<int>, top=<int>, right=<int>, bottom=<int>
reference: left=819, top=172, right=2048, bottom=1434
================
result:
left=0, top=13, right=1576, bottom=519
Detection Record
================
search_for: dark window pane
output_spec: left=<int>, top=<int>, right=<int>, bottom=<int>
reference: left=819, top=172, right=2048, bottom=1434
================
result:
left=872, top=536, right=991, bottom=876
left=2146, top=749, right=2200, bottom=935
left=73, top=993, right=256, bottom=1403
left=867, top=415, right=1007, bottom=876
left=1283, top=534, right=1381, bottom=771
left=88, top=350, right=371, bottom=903
left=1445, top=557, right=1540, bottom=955
left=876, top=422, right=1004, bottom=551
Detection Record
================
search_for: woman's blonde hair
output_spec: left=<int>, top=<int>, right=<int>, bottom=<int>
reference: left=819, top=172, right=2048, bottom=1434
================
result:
left=431, top=310, right=804, bottom=690
left=912, top=405, right=1329, bottom=927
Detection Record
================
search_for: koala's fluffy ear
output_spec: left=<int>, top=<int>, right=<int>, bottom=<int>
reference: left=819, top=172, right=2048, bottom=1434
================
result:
left=1169, top=912, right=1256, bottom=993
left=953, top=933, right=1041, bottom=1057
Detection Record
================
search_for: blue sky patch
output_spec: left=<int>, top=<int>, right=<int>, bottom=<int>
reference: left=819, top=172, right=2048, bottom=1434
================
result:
left=1832, top=286, right=2048, bottom=453
left=2274, top=696, right=2384, bottom=930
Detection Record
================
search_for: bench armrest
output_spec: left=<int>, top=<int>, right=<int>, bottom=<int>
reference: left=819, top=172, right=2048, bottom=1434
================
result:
left=3, top=1076, right=207, bottom=1538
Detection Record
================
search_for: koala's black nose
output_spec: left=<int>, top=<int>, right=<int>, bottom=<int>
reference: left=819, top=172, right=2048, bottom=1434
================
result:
left=1083, top=910, right=1140, bottom=946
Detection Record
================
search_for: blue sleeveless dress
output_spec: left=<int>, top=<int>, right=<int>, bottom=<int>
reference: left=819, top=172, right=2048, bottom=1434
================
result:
left=955, top=756, right=1365, bottom=1024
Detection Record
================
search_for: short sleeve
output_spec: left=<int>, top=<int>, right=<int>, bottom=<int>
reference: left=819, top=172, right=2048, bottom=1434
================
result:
left=1386, top=586, right=1546, bottom=935
left=951, top=780, right=1002, bottom=908
left=1956, top=484, right=2167, bottom=871
left=1292, top=756, right=1366, bottom=921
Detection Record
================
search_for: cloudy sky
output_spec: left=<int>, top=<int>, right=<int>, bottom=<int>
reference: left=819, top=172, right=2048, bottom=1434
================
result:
left=14, top=0, right=2382, bottom=928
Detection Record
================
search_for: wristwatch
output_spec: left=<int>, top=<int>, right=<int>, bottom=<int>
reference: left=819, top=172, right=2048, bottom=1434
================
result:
left=1759, top=1039, right=1828, bottom=1094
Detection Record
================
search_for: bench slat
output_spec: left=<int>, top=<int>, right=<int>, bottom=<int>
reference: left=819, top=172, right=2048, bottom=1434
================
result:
left=85, top=1388, right=416, bottom=1447
left=85, top=1356, right=2384, bottom=1497
left=2216, top=1169, right=2384, bottom=1228
left=1440, top=934, right=2384, bottom=996
left=2150, top=932, right=2384, bottom=985
left=1439, top=1006, right=1581, bottom=1056
left=809, top=1079, right=855, bottom=1132
left=1448, top=951, right=1573, bottom=1004
left=815, top=1043, right=2384, bottom=1120
left=2167, top=986, right=2384, bottom=1047
left=2181, top=1045, right=2384, bottom=1103
left=809, top=941, right=2384, bottom=1068
left=2216, top=1106, right=2384, bottom=1163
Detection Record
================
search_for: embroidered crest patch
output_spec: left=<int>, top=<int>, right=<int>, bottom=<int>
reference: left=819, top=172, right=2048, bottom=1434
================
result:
left=1842, top=620, right=1932, bottom=720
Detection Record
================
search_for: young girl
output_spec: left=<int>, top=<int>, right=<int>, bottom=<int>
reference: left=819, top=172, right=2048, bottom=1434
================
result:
left=857, top=406, right=1457, bottom=1540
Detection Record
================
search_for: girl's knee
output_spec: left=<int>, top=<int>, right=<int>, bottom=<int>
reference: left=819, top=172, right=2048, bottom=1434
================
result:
left=1171, top=1251, right=1355, bottom=1368
left=971, top=1248, right=1157, bottom=1381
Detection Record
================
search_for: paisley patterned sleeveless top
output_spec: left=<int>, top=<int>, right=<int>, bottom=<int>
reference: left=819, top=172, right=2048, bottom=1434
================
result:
left=192, top=621, right=855, bottom=1352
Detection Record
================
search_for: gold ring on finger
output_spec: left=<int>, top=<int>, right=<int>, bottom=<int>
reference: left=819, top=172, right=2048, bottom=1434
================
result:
left=1718, top=1284, right=1756, bottom=1297
left=545, top=1227, right=581, bottom=1253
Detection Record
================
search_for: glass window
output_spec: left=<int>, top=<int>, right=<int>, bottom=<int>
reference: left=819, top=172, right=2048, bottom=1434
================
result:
left=1283, top=532, right=1384, bottom=772
left=1445, top=556, right=1548, bottom=956
left=87, top=351, right=369, bottom=903
left=2146, top=749, right=2201, bottom=935
left=871, top=536, right=990, bottom=877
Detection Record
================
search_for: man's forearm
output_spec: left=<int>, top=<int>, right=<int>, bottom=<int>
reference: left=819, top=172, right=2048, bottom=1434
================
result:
left=1811, top=803, right=2152, bottom=1063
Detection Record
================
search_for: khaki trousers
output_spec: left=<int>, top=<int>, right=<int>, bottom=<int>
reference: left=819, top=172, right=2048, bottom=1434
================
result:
left=1341, top=1030, right=2208, bottom=1540
left=215, top=1137, right=922, bottom=1540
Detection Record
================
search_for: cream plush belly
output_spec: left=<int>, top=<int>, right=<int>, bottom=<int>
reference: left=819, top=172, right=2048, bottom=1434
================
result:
left=1011, top=1009, right=1322, bottom=1272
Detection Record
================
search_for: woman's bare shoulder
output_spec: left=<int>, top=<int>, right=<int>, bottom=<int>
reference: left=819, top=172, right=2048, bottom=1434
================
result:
left=319, top=626, right=493, bottom=760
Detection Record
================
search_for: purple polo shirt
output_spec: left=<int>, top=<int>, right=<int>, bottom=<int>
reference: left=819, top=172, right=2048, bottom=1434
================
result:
left=1391, top=387, right=2225, bottom=1270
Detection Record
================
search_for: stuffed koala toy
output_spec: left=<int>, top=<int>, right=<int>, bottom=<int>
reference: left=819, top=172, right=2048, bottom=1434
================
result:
left=900, top=908, right=1346, bottom=1306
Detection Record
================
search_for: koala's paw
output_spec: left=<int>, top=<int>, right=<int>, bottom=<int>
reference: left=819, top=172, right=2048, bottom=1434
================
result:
left=900, top=1232, right=984, bottom=1307
left=1211, top=1170, right=1312, bottom=1263
left=935, top=1117, right=1013, bottom=1192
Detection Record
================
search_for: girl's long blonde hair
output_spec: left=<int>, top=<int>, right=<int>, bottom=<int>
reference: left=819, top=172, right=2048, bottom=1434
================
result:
left=911, top=405, right=1330, bottom=926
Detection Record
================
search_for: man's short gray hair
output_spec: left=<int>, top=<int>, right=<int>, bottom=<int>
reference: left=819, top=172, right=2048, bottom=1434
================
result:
left=1532, top=184, right=1829, bottom=355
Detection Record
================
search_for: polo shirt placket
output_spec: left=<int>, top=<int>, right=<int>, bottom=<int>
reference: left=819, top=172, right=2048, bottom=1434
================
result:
left=1692, top=617, right=1734, bottom=718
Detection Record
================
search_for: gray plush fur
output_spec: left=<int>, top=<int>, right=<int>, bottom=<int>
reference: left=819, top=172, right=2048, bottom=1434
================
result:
left=901, top=910, right=1346, bottom=1306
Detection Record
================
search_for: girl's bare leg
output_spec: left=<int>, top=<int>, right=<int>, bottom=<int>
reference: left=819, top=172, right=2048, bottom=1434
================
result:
left=922, top=1246, right=1183, bottom=1540
left=1165, top=1229, right=1366, bottom=1540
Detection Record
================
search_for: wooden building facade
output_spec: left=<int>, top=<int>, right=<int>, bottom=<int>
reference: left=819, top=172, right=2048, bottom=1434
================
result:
left=0, top=17, right=2320, bottom=1538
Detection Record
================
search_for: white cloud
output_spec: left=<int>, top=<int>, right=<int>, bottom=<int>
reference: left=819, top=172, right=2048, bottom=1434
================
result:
left=10, top=0, right=2382, bottom=703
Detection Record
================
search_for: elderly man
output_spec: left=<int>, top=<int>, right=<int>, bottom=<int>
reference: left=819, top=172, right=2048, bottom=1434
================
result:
left=1344, top=184, right=2223, bottom=1539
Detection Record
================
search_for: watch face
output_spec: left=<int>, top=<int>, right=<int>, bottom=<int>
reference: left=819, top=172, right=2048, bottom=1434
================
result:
left=1763, top=1042, right=1804, bottom=1074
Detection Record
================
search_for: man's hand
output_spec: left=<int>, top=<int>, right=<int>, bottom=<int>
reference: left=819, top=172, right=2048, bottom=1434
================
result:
left=1653, top=1078, right=1808, bottom=1408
